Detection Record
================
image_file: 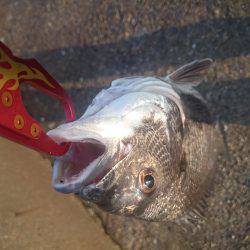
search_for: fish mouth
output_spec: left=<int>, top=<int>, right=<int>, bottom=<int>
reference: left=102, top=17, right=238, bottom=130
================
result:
left=52, top=140, right=109, bottom=194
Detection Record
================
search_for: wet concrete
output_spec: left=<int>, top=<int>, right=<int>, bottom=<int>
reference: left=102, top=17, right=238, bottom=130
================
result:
left=0, top=138, right=118, bottom=250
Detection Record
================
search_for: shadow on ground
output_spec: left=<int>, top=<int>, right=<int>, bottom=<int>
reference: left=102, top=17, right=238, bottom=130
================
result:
left=20, top=16, right=249, bottom=126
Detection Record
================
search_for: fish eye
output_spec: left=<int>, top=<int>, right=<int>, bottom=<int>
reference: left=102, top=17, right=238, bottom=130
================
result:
left=139, top=169, right=156, bottom=194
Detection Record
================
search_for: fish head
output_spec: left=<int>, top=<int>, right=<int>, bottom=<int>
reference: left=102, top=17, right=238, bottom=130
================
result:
left=48, top=85, right=184, bottom=221
left=48, top=59, right=216, bottom=221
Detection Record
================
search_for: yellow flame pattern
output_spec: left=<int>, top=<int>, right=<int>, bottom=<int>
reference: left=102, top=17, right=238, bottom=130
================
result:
left=0, top=46, right=54, bottom=91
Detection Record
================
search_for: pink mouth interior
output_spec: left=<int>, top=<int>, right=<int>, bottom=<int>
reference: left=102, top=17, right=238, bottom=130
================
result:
left=59, top=141, right=105, bottom=182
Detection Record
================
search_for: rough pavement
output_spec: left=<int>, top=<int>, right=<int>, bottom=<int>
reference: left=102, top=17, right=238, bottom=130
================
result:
left=0, top=1, right=249, bottom=249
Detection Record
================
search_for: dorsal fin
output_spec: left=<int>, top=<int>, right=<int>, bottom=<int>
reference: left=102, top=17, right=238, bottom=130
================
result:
left=168, top=58, right=213, bottom=85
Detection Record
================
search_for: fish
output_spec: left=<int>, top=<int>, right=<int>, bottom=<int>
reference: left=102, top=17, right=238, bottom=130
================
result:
left=47, top=59, right=222, bottom=222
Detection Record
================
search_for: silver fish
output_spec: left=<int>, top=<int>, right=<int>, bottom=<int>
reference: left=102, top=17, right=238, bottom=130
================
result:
left=48, top=59, right=221, bottom=222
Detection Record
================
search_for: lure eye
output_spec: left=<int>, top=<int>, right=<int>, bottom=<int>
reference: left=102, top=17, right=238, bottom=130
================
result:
left=139, top=169, right=156, bottom=193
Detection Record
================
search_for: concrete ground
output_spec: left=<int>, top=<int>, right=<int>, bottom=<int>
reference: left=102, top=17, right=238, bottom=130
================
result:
left=0, top=137, right=118, bottom=250
left=0, top=0, right=249, bottom=249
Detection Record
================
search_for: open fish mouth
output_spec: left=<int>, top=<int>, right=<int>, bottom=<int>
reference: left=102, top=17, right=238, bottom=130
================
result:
left=52, top=140, right=108, bottom=194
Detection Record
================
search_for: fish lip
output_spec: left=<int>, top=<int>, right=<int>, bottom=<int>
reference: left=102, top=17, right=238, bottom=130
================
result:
left=51, top=133, right=132, bottom=195
left=52, top=140, right=110, bottom=194
left=52, top=159, right=104, bottom=194
left=78, top=141, right=133, bottom=201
